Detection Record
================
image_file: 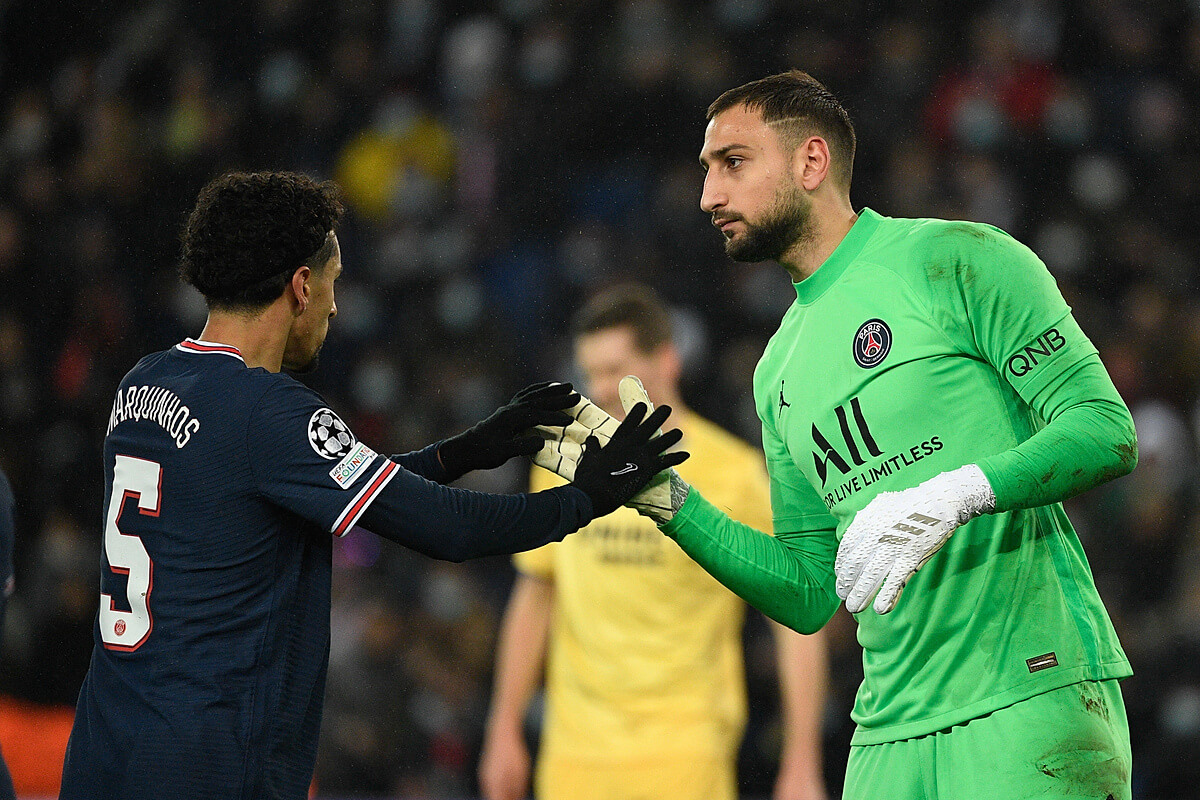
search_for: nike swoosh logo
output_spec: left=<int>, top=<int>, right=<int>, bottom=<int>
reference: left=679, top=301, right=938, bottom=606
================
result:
left=610, top=463, right=638, bottom=476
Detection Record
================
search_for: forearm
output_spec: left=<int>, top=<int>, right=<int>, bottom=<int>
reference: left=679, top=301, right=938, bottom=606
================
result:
left=772, top=621, right=827, bottom=782
left=360, top=467, right=593, bottom=561
left=979, top=356, right=1138, bottom=512
left=390, top=442, right=451, bottom=483
left=486, top=576, right=553, bottom=732
left=661, top=490, right=839, bottom=634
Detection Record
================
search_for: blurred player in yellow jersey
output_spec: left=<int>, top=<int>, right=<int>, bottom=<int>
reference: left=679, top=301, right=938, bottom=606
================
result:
left=479, top=284, right=829, bottom=800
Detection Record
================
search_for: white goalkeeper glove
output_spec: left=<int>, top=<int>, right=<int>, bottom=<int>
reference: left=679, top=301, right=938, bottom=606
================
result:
left=531, top=376, right=689, bottom=523
left=529, top=394, right=618, bottom=482
left=614, top=376, right=690, bottom=523
left=834, top=465, right=996, bottom=614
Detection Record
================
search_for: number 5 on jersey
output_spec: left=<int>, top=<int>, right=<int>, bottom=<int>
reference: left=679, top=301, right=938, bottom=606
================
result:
left=100, top=454, right=160, bottom=651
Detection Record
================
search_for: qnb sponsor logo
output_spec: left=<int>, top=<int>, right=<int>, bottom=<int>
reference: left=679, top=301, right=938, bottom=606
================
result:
left=1006, top=327, right=1065, bottom=377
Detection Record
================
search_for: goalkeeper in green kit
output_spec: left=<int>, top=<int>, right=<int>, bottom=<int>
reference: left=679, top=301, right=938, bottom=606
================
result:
left=533, top=70, right=1136, bottom=799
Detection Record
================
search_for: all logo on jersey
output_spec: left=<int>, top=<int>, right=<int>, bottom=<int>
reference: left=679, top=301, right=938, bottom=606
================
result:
left=812, top=398, right=883, bottom=486
left=853, top=319, right=892, bottom=369
left=810, top=395, right=945, bottom=510
left=308, top=408, right=356, bottom=460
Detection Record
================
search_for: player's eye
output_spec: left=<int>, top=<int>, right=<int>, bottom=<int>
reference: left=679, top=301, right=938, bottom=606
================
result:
left=727, top=156, right=743, bottom=169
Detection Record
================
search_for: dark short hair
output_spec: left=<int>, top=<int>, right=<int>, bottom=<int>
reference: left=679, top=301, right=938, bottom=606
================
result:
left=707, top=70, right=856, bottom=187
left=179, top=171, right=344, bottom=310
left=571, top=284, right=673, bottom=353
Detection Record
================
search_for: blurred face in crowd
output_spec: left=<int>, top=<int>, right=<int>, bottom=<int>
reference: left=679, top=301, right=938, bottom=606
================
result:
left=282, top=233, right=340, bottom=372
left=700, top=103, right=814, bottom=263
left=575, top=325, right=678, bottom=418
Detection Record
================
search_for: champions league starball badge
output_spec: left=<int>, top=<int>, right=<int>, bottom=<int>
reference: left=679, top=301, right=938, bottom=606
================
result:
left=853, top=319, right=892, bottom=368
left=308, top=408, right=356, bottom=459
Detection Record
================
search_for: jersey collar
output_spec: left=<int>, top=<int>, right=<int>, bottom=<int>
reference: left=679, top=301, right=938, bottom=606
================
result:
left=793, top=207, right=882, bottom=305
left=176, top=338, right=246, bottom=362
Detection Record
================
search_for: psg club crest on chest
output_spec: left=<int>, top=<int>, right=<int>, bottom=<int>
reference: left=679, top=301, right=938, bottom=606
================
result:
left=308, top=408, right=357, bottom=459
left=853, top=319, right=892, bottom=369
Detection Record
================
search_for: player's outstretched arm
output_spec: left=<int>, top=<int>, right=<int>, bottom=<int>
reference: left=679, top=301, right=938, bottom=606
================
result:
left=535, top=377, right=837, bottom=632
left=665, top=493, right=839, bottom=634
left=356, top=402, right=685, bottom=562
left=436, top=381, right=580, bottom=482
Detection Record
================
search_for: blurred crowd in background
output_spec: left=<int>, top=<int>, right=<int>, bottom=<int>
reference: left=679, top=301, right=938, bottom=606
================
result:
left=0, top=0, right=1198, bottom=797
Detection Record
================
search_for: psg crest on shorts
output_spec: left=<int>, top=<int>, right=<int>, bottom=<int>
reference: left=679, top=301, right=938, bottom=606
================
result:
left=308, top=408, right=357, bottom=459
left=853, top=319, right=892, bottom=369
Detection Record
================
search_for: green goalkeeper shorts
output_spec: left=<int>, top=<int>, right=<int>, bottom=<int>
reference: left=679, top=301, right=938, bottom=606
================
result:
left=843, top=679, right=1131, bottom=800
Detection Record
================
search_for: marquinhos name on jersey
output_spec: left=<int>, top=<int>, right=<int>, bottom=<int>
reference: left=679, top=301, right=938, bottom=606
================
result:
left=106, top=384, right=200, bottom=449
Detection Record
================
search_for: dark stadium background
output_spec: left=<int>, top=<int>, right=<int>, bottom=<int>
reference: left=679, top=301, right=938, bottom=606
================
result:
left=0, top=1, right=1197, bottom=797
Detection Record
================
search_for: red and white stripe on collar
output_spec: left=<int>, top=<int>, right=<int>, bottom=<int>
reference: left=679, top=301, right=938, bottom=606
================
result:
left=176, top=339, right=245, bottom=362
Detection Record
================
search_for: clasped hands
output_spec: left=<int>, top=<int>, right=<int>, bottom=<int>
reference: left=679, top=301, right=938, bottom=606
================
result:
left=439, top=377, right=688, bottom=521
left=530, top=376, right=691, bottom=523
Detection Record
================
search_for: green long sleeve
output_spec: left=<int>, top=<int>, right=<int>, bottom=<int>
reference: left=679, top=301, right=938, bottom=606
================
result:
left=660, top=490, right=839, bottom=634
left=978, top=353, right=1138, bottom=512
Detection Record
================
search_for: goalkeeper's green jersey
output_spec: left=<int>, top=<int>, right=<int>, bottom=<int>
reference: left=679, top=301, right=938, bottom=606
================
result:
left=671, top=208, right=1132, bottom=745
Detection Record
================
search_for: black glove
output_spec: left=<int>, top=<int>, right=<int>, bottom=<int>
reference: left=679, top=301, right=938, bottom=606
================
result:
left=570, top=402, right=689, bottom=518
left=438, top=381, right=579, bottom=481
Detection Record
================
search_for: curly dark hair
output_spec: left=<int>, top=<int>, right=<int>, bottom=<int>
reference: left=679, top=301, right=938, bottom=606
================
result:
left=179, top=171, right=344, bottom=310
left=708, top=70, right=856, bottom=188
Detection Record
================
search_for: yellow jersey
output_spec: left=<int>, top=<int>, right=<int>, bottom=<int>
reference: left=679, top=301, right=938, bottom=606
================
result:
left=517, top=411, right=773, bottom=763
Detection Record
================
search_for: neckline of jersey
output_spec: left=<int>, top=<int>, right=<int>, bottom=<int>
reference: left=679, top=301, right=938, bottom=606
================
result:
left=793, top=207, right=882, bottom=305
left=177, top=338, right=246, bottom=362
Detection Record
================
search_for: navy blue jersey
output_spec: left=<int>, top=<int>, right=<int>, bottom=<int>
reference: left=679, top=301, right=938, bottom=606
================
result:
left=61, top=340, right=593, bottom=800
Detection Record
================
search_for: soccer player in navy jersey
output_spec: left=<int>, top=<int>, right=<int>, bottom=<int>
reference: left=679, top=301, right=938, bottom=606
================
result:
left=59, top=171, right=685, bottom=800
